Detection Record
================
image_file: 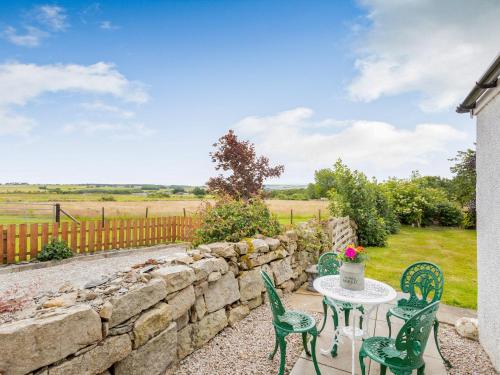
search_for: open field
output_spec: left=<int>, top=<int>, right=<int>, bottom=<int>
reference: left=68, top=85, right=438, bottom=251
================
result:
left=366, top=226, right=477, bottom=309
left=0, top=197, right=329, bottom=225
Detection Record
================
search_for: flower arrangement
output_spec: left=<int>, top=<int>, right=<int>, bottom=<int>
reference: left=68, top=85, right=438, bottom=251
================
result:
left=338, top=244, right=367, bottom=264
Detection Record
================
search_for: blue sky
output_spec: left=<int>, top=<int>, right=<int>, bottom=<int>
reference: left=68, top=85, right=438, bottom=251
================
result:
left=1, top=0, right=497, bottom=185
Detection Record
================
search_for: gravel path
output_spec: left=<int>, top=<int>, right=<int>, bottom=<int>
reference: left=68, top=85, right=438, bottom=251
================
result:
left=0, top=245, right=187, bottom=298
left=440, top=324, right=498, bottom=375
left=176, top=297, right=321, bottom=375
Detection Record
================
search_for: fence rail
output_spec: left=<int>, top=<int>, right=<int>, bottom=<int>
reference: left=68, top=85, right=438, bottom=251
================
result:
left=0, top=216, right=200, bottom=264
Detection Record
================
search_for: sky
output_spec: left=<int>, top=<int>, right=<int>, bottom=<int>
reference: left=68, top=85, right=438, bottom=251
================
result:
left=0, top=0, right=498, bottom=185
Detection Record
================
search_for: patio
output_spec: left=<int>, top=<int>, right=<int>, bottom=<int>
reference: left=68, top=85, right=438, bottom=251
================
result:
left=286, top=286, right=477, bottom=375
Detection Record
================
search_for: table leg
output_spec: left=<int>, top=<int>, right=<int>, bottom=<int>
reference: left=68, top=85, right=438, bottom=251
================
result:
left=351, top=303, right=356, bottom=375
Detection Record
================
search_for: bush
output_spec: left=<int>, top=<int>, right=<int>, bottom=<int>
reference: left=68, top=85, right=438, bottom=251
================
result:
left=37, top=239, right=73, bottom=261
left=326, top=161, right=389, bottom=247
left=193, top=197, right=281, bottom=246
left=434, top=201, right=464, bottom=226
left=100, top=195, right=116, bottom=201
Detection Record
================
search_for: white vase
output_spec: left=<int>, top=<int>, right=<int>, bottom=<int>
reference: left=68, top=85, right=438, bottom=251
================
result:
left=340, top=262, right=365, bottom=291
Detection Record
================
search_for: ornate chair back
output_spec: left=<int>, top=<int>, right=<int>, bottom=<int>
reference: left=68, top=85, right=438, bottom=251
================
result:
left=400, top=262, right=444, bottom=309
left=317, top=252, right=341, bottom=277
left=395, top=301, right=440, bottom=366
left=261, top=271, right=286, bottom=324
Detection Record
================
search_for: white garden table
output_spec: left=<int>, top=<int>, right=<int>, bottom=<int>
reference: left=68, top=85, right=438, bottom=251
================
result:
left=313, top=275, right=397, bottom=375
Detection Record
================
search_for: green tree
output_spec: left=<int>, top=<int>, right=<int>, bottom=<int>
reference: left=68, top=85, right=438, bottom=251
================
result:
left=192, top=187, right=206, bottom=197
left=449, top=148, right=476, bottom=228
left=325, top=160, right=389, bottom=246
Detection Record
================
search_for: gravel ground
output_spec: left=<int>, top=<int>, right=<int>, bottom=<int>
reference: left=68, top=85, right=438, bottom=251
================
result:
left=440, top=324, right=498, bottom=375
left=176, top=296, right=321, bottom=375
left=0, top=245, right=187, bottom=298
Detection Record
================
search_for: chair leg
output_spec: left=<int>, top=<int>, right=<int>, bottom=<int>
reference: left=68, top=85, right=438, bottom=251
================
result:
left=331, top=308, right=339, bottom=357
left=269, top=329, right=279, bottom=360
left=278, top=334, right=287, bottom=375
left=302, top=332, right=311, bottom=356
left=359, top=350, right=367, bottom=375
left=309, top=328, right=321, bottom=375
left=380, top=364, right=387, bottom=375
left=358, top=306, right=365, bottom=329
left=434, top=320, right=452, bottom=368
left=417, top=363, right=425, bottom=375
left=386, top=311, right=392, bottom=338
left=318, top=300, right=328, bottom=334
left=344, top=308, right=351, bottom=327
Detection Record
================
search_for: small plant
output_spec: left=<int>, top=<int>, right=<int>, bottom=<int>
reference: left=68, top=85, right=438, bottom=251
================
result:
left=338, top=244, right=367, bottom=263
left=37, top=239, right=73, bottom=261
left=100, top=195, right=116, bottom=201
left=193, top=197, right=281, bottom=245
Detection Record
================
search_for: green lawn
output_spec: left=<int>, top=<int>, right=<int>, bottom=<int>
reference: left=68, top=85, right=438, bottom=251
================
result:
left=365, top=226, right=477, bottom=309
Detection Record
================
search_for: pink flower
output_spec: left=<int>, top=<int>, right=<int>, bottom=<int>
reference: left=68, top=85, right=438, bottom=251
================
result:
left=345, top=247, right=357, bottom=260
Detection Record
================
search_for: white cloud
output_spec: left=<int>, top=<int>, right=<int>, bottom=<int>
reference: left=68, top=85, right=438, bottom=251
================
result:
left=0, top=62, right=148, bottom=136
left=63, top=120, right=154, bottom=140
left=100, top=21, right=119, bottom=30
left=34, top=5, right=68, bottom=31
left=235, top=107, right=467, bottom=179
left=2, top=26, right=48, bottom=47
left=0, top=109, right=35, bottom=136
left=81, top=101, right=134, bottom=118
left=348, top=0, right=500, bottom=112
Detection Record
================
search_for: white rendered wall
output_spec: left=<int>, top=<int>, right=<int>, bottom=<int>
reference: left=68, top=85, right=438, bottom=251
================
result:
left=476, top=90, right=500, bottom=371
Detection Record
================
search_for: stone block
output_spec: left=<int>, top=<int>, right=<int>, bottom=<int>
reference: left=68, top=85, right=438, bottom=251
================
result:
left=49, top=334, right=131, bottom=375
left=191, top=296, right=207, bottom=321
left=133, top=302, right=173, bottom=349
left=167, top=285, right=196, bottom=320
left=190, top=258, right=229, bottom=281
left=114, top=322, right=177, bottom=375
left=238, top=269, right=264, bottom=301
left=0, top=306, right=102, bottom=375
left=264, top=238, right=281, bottom=250
left=270, top=258, right=293, bottom=285
left=204, top=242, right=237, bottom=258
left=109, top=278, right=167, bottom=328
left=204, top=271, right=240, bottom=313
left=192, top=309, right=227, bottom=348
left=251, top=239, right=269, bottom=253
left=228, top=305, right=250, bottom=327
left=152, top=265, right=195, bottom=294
left=177, top=325, right=194, bottom=360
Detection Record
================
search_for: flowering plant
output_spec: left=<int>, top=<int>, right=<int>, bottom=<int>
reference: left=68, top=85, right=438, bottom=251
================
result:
left=338, top=244, right=367, bottom=264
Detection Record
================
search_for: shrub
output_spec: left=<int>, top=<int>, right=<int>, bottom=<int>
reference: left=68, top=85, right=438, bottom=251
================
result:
left=100, top=195, right=116, bottom=201
left=434, top=201, right=464, bottom=226
left=37, top=239, right=73, bottom=261
left=193, top=197, right=281, bottom=245
left=325, top=161, right=389, bottom=247
left=295, top=220, right=330, bottom=262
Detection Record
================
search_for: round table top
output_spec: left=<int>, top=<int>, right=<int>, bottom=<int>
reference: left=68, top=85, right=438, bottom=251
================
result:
left=313, top=275, right=397, bottom=305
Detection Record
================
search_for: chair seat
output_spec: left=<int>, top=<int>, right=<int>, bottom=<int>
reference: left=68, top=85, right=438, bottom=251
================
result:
left=325, top=296, right=354, bottom=310
left=389, top=305, right=420, bottom=320
left=362, top=336, right=423, bottom=370
left=276, top=311, right=316, bottom=333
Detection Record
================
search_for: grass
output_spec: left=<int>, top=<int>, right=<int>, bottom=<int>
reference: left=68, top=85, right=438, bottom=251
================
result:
left=365, top=226, right=477, bottom=309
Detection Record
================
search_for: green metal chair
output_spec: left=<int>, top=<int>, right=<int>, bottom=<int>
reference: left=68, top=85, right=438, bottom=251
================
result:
left=361, top=301, right=440, bottom=375
left=261, top=271, right=321, bottom=375
left=317, top=252, right=364, bottom=357
left=386, top=262, right=450, bottom=367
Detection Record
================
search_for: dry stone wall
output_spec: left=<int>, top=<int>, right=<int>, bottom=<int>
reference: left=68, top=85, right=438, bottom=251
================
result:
left=0, top=218, right=356, bottom=375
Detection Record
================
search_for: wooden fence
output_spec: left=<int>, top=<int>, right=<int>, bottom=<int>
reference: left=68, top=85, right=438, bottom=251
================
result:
left=0, top=216, right=200, bottom=264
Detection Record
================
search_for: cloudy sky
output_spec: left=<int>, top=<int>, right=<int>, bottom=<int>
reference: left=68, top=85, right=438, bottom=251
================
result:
left=0, top=0, right=497, bottom=184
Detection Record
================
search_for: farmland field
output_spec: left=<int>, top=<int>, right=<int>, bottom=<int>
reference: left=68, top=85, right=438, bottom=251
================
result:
left=0, top=184, right=329, bottom=225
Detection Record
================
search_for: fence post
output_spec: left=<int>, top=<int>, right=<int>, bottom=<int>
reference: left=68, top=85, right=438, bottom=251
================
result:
left=183, top=208, right=186, bottom=217
left=145, top=207, right=149, bottom=218
left=318, top=209, right=321, bottom=221
left=55, top=203, right=61, bottom=223
left=1, top=229, right=6, bottom=264
left=290, top=209, right=293, bottom=225
left=101, top=207, right=105, bottom=228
